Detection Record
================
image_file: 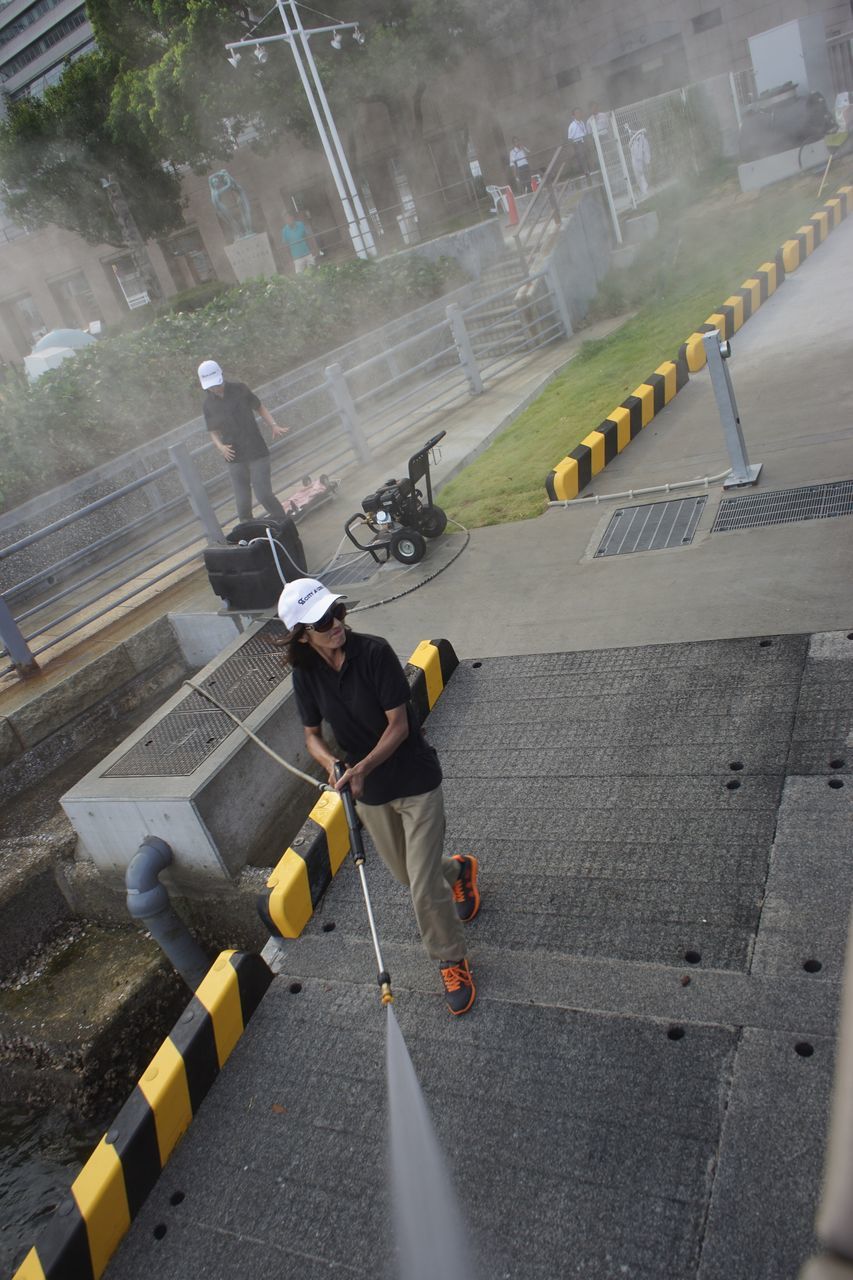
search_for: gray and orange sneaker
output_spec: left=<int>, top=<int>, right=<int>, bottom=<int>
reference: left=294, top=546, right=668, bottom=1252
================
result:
left=440, top=959, right=476, bottom=1015
left=451, top=854, right=480, bottom=922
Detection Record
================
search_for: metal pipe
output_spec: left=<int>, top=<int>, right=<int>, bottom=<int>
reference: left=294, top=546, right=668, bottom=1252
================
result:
left=125, top=836, right=211, bottom=991
left=334, top=764, right=393, bottom=1005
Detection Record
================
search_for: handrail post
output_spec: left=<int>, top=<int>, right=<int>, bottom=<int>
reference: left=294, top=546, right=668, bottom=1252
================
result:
left=446, top=303, right=483, bottom=395
left=701, top=331, right=761, bottom=488
left=0, top=595, right=39, bottom=677
left=169, top=442, right=226, bottom=544
left=590, top=119, right=622, bottom=245
left=545, top=262, right=574, bottom=339
left=325, top=363, right=371, bottom=464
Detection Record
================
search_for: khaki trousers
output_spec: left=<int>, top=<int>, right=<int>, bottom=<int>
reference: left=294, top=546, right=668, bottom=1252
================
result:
left=356, top=786, right=465, bottom=963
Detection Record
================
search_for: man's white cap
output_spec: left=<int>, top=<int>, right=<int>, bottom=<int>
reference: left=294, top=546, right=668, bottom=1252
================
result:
left=278, top=577, right=344, bottom=629
left=198, top=359, right=224, bottom=389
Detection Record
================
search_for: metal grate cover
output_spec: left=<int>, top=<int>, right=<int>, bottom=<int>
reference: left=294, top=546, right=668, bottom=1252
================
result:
left=595, top=497, right=707, bottom=557
left=323, top=555, right=380, bottom=588
left=712, top=480, right=853, bottom=533
left=105, top=620, right=291, bottom=778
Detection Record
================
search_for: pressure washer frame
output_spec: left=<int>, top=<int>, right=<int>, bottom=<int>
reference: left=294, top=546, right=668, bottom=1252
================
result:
left=344, top=430, right=448, bottom=567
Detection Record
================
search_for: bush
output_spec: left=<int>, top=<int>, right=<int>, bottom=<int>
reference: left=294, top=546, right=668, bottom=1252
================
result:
left=0, top=254, right=465, bottom=511
left=162, top=281, right=232, bottom=314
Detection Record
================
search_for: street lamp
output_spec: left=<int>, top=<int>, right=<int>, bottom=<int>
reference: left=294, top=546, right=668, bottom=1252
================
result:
left=226, top=1, right=376, bottom=259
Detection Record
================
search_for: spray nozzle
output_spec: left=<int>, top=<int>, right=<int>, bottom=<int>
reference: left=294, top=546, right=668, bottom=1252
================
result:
left=378, top=970, right=394, bottom=1005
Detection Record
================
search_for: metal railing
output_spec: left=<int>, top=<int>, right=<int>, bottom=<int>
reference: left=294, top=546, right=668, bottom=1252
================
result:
left=514, top=144, right=599, bottom=267
left=0, top=256, right=574, bottom=678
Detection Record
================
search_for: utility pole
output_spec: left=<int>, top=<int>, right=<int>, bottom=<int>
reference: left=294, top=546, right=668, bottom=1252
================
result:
left=226, top=2, right=376, bottom=259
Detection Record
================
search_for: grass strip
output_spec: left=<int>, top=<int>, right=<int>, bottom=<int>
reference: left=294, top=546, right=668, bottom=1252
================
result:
left=439, top=171, right=845, bottom=528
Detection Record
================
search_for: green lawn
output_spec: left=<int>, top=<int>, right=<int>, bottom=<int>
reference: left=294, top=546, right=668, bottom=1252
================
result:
left=439, top=168, right=849, bottom=528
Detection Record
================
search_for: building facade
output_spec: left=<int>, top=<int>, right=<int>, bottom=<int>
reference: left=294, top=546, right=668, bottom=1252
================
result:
left=0, top=0, right=851, bottom=366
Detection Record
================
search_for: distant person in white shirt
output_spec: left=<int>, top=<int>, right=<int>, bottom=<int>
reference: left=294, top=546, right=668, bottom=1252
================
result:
left=509, top=138, right=532, bottom=194
left=567, top=108, right=590, bottom=176
left=586, top=102, right=610, bottom=138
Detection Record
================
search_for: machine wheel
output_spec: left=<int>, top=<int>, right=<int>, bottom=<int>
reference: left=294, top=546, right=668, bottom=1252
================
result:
left=419, top=504, right=448, bottom=539
left=390, top=528, right=426, bottom=565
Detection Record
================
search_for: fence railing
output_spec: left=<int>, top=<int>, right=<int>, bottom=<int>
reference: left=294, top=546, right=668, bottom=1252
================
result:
left=514, top=144, right=597, bottom=266
left=0, top=255, right=575, bottom=678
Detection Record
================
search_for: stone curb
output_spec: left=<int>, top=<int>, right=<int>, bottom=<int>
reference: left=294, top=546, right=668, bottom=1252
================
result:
left=258, top=638, right=459, bottom=940
left=12, top=950, right=271, bottom=1280
left=545, top=183, right=853, bottom=503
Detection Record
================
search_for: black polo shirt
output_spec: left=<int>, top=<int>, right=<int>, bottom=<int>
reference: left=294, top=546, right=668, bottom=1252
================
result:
left=292, top=630, right=442, bottom=805
left=203, top=381, right=268, bottom=462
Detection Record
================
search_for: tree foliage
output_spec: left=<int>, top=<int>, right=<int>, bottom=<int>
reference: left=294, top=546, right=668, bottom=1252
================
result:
left=0, top=0, right=499, bottom=244
left=0, top=53, right=183, bottom=244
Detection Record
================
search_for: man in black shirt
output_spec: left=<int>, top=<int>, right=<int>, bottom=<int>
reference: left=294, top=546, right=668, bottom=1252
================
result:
left=280, top=576, right=480, bottom=1015
left=198, top=359, right=289, bottom=523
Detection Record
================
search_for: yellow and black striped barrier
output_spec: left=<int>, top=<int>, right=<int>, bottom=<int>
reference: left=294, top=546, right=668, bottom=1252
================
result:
left=13, top=951, right=271, bottom=1280
left=545, top=352, right=688, bottom=502
left=259, top=638, right=459, bottom=940
left=544, top=184, right=853, bottom=503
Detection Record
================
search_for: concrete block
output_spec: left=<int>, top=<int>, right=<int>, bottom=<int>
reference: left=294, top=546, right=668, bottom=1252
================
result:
left=0, top=840, right=73, bottom=980
left=168, top=611, right=242, bottom=670
left=738, top=140, right=829, bottom=192
left=122, top=616, right=180, bottom=677
left=9, top=646, right=136, bottom=750
left=623, top=210, right=660, bottom=244
left=610, top=243, right=640, bottom=269
left=0, top=717, right=21, bottom=769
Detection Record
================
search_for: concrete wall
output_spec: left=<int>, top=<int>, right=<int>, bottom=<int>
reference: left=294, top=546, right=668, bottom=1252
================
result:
left=0, top=616, right=188, bottom=807
left=547, top=189, right=615, bottom=328
left=390, top=218, right=507, bottom=281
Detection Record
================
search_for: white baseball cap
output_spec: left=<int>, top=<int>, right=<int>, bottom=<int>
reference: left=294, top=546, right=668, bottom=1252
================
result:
left=198, top=359, right=224, bottom=389
left=278, top=577, right=344, bottom=629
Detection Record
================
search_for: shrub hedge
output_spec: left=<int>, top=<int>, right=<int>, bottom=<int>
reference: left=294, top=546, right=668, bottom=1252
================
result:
left=0, top=254, right=463, bottom=511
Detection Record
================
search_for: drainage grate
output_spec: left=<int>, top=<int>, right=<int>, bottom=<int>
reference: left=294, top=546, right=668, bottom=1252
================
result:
left=712, top=480, right=853, bottom=533
left=323, top=555, right=380, bottom=588
left=105, top=620, right=290, bottom=778
left=595, top=497, right=707, bottom=557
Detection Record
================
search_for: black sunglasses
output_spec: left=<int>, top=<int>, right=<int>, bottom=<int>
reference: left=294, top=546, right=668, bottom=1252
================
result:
left=305, top=602, right=347, bottom=633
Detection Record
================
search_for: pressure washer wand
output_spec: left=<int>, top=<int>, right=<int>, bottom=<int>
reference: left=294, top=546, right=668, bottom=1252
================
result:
left=333, top=763, right=394, bottom=1006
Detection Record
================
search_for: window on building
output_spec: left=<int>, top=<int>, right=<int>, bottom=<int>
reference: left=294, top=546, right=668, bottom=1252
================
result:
left=48, top=270, right=100, bottom=330
left=0, top=293, right=47, bottom=355
left=0, top=0, right=67, bottom=52
left=556, top=66, right=581, bottom=89
left=692, top=9, right=723, bottom=34
left=104, top=256, right=150, bottom=310
left=165, top=228, right=216, bottom=290
left=0, top=6, right=88, bottom=79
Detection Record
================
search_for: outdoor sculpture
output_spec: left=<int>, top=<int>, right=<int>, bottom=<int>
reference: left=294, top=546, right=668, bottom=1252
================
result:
left=209, top=170, right=253, bottom=239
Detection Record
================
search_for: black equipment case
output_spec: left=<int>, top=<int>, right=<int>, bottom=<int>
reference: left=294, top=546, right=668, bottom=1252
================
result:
left=203, top=518, right=307, bottom=610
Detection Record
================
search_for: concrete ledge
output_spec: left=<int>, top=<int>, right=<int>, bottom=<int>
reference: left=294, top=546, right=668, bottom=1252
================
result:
left=13, top=950, right=271, bottom=1280
left=544, top=184, right=853, bottom=504
left=258, top=639, right=459, bottom=940
left=1, top=617, right=186, bottom=791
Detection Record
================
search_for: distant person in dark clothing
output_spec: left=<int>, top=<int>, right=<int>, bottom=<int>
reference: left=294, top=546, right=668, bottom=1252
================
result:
left=198, top=359, right=289, bottom=523
left=279, top=576, right=481, bottom=1016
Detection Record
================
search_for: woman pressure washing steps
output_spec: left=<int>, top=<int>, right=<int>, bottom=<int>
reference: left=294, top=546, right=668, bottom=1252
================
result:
left=279, top=577, right=480, bottom=1015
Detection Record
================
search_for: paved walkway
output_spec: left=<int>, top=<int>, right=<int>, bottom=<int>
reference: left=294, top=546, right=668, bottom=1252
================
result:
left=99, top=196, right=853, bottom=1279
left=0, top=318, right=626, bottom=718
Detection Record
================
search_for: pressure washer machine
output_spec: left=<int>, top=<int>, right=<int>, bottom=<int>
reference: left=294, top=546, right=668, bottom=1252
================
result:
left=203, top=517, right=307, bottom=611
left=344, top=431, right=448, bottom=566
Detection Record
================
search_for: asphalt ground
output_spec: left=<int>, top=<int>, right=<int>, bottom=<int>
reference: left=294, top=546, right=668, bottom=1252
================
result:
left=104, top=632, right=852, bottom=1280
left=9, top=189, right=853, bottom=1279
